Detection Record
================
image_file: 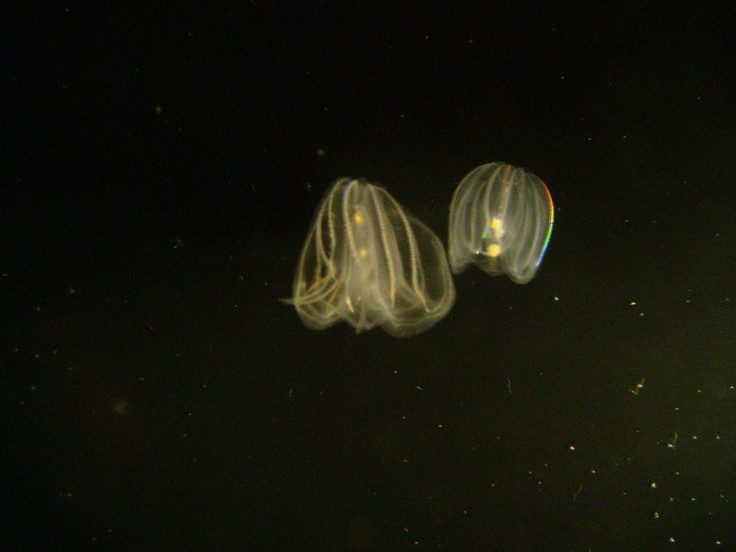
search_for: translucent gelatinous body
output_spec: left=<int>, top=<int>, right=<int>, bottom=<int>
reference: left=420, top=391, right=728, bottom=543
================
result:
left=287, top=178, right=455, bottom=337
left=448, top=163, right=554, bottom=284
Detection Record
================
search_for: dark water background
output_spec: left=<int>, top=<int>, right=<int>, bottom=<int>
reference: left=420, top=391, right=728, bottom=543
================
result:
left=3, top=3, right=735, bottom=550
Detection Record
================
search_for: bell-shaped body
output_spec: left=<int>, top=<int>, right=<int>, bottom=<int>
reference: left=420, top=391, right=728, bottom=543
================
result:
left=288, top=178, right=455, bottom=337
left=448, top=163, right=554, bottom=284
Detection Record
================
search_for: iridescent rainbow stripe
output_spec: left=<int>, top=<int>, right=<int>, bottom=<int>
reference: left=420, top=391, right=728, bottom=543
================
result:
left=537, top=181, right=554, bottom=266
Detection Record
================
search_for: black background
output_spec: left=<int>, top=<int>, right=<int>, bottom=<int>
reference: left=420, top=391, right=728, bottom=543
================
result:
left=3, top=2, right=735, bottom=550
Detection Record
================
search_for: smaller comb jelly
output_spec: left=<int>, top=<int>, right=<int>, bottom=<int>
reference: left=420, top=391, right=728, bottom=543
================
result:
left=448, top=163, right=554, bottom=284
left=286, top=178, right=455, bottom=337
